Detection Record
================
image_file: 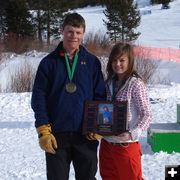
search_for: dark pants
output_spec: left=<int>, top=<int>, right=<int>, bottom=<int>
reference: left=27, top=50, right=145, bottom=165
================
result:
left=45, top=132, right=99, bottom=180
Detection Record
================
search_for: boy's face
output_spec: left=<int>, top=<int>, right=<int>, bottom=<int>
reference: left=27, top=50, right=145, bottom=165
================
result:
left=62, top=25, right=85, bottom=53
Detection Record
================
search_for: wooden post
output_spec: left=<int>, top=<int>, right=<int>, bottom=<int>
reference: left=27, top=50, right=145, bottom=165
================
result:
left=177, top=104, right=180, bottom=124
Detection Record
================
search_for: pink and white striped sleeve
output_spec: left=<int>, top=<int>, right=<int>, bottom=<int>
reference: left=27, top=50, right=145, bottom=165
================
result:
left=130, top=80, right=152, bottom=140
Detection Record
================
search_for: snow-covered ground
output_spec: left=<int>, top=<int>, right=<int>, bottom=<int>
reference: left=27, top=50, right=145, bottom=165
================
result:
left=0, top=0, right=180, bottom=179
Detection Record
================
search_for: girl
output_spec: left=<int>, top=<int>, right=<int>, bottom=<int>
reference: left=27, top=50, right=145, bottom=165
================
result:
left=99, top=42, right=152, bottom=180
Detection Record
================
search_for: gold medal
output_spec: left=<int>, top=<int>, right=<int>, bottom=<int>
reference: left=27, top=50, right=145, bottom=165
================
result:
left=66, top=82, right=77, bottom=93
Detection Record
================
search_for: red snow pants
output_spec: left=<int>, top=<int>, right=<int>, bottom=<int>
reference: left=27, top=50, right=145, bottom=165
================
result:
left=99, top=139, right=143, bottom=180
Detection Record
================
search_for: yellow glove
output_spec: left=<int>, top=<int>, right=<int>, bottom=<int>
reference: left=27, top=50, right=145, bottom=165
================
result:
left=86, top=132, right=103, bottom=140
left=36, top=124, right=58, bottom=154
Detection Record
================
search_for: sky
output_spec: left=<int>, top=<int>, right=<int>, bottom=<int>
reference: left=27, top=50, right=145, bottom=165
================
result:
left=0, top=0, right=180, bottom=180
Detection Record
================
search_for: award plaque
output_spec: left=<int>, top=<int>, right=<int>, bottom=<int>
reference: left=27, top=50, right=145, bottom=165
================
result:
left=83, top=101, right=128, bottom=136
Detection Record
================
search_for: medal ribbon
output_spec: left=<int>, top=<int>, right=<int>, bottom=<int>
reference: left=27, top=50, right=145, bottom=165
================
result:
left=64, top=51, right=78, bottom=81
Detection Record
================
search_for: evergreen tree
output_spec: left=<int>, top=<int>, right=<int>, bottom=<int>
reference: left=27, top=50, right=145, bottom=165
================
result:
left=29, top=0, right=66, bottom=45
left=5, top=0, right=34, bottom=38
left=103, top=0, right=141, bottom=43
left=0, top=11, right=6, bottom=38
left=0, top=1, right=9, bottom=38
left=28, top=0, right=45, bottom=42
left=26, top=0, right=102, bottom=44
left=44, top=0, right=65, bottom=44
left=161, top=0, right=171, bottom=9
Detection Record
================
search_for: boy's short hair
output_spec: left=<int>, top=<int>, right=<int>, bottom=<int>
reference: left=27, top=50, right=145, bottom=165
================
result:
left=63, top=12, right=86, bottom=32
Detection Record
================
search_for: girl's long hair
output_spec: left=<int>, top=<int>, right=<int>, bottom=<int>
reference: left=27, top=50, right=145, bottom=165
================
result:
left=106, top=42, right=141, bottom=81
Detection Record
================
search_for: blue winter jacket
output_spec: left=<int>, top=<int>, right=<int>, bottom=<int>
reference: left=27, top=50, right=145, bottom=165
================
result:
left=31, top=42, right=106, bottom=133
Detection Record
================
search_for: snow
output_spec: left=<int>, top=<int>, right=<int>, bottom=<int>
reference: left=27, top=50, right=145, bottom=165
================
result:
left=0, top=84, right=180, bottom=180
left=0, top=0, right=180, bottom=179
left=77, top=0, right=180, bottom=49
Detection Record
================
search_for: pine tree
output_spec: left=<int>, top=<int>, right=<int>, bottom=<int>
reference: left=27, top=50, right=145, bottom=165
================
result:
left=103, top=0, right=141, bottom=43
left=161, top=0, right=171, bottom=9
left=29, top=0, right=65, bottom=45
left=0, top=12, right=6, bottom=38
left=44, top=0, right=65, bottom=45
left=26, top=0, right=102, bottom=45
left=5, top=0, right=34, bottom=38
left=28, top=0, right=45, bottom=43
left=0, top=1, right=8, bottom=38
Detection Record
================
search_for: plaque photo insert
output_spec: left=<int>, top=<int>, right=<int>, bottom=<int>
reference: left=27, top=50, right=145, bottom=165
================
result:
left=83, top=101, right=128, bottom=136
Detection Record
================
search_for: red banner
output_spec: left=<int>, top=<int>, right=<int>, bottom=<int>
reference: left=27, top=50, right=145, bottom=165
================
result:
left=134, top=46, right=180, bottom=62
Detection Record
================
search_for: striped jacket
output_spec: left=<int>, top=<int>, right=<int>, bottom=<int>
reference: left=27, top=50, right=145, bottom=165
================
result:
left=103, top=76, right=152, bottom=143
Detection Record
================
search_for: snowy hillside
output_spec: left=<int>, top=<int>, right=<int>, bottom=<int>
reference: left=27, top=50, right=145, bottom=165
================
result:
left=77, top=0, right=180, bottom=49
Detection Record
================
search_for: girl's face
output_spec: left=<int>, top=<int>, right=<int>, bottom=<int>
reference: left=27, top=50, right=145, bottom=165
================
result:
left=111, top=53, right=129, bottom=78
